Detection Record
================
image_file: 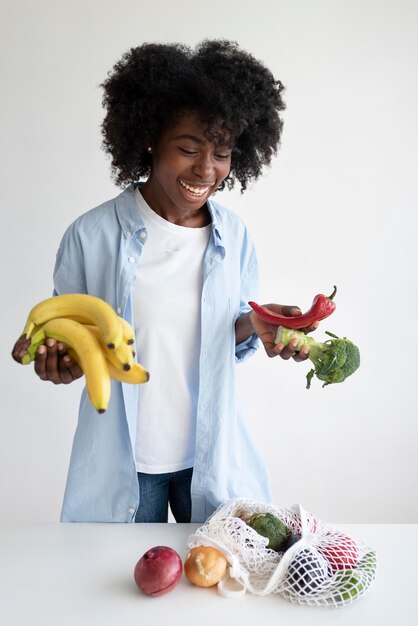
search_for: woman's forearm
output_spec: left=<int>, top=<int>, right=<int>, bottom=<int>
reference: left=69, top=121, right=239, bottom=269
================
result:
left=235, top=312, right=255, bottom=345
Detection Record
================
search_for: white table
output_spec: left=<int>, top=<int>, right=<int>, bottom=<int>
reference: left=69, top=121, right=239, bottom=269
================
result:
left=0, top=522, right=415, bottom=625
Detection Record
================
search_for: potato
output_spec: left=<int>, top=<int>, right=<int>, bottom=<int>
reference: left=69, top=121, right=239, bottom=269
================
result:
left=184, top=545, right=228, bottom=587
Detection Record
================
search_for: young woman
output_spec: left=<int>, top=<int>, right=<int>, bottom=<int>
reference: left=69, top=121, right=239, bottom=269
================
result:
left=35, top=40, right=313, bottom=523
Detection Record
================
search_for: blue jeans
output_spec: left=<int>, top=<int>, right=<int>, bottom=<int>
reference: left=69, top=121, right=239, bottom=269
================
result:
left=135, top=467, right=193, bottom=523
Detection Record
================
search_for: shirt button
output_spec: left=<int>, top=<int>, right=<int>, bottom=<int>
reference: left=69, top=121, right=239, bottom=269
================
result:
left=128, top=256, right=135, bottom=263
left=126, top=230, right=132, bottom=237
left=139, top=231, right=146, bottom=239
left=128, top=507, right=135, bottom=514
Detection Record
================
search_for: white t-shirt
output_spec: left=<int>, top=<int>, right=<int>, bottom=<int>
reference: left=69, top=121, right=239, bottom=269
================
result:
left=132, top=188, right=211, bottom=473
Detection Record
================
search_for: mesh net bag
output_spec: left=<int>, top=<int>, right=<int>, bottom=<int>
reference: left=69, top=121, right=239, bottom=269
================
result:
left=187, top=498, right=377, bottom=607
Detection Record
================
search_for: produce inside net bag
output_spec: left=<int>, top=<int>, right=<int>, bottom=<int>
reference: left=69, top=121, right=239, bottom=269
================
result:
left=187, top=498, right=377, bottom=607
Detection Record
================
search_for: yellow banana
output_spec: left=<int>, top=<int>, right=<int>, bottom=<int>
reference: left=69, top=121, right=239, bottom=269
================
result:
left=30, top=318, right=111, bottom=413
left=68, top=348, right=149, bottom=385
left=61, top=314, right=135, bottom=346
left=69, top=347, right=149, bottom=384
left=117, top=316, right=135, bottom=345
left=23, top=294, right=123, bottom=350
left=106, top=360, right=149, bottom=384
left=84, top=325, right=134, bottom=371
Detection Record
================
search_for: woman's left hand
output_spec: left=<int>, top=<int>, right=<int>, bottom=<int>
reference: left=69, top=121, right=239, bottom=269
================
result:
left=249, top=304, right=318, bottom=360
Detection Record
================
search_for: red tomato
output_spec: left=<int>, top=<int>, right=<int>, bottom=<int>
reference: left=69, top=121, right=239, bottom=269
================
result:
left=320, top=534, right=359, bottom=571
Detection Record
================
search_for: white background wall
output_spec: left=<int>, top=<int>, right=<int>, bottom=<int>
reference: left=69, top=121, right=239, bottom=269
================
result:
left=1, top=0, right=417, bottom=523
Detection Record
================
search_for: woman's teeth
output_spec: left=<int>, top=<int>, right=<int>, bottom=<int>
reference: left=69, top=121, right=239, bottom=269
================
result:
left=179, top=180, right=210, bottom=196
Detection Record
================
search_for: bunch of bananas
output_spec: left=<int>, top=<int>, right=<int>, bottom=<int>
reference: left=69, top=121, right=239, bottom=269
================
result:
left=11, top=294, right=149, bottom=413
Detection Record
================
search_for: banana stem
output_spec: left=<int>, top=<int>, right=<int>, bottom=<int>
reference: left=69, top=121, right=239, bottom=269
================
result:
left=25, top=328, right=47, bottom=363
left=11, top=335, right=32, bottom=364
left=23, top=322, right=35, bottom=339
left=11, top=330, right=46, bottom=365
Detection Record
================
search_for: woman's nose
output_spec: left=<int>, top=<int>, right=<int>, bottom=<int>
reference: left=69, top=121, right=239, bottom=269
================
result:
left=192, top=153, right=214, bottom=179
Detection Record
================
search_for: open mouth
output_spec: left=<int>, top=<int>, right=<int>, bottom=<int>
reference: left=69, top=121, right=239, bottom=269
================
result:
left=178, top=179, right=213, bottom=198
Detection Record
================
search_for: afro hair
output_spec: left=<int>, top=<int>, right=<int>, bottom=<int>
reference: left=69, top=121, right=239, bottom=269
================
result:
left=100, top=39, right=286, bottom=192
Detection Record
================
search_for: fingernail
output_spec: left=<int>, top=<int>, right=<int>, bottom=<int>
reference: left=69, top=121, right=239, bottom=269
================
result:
left=57, top=343, right=65, bottom=351
left=301, top=346, right=309, bottom=355
left=291, top=339, right=299, bottom=349
left=63, top=355, right=71, bottom=363
left=46, top=338, right=55, bottom=348
left=37, top=346, right=46, bottom=355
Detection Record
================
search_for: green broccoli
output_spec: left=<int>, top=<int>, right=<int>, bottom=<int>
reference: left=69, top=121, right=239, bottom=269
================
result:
left=275, top=328, right=360, bottom=389
left=246, top=512, right=289, bottom=552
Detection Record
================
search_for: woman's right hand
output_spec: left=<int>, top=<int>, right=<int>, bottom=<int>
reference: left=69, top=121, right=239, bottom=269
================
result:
left=34, top=339, right=84, bottom=384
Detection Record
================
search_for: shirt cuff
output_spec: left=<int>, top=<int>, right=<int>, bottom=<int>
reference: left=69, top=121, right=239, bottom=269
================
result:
left=235, top=332, right=259, bottom=363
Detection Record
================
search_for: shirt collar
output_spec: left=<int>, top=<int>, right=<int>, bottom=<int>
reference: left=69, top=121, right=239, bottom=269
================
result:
left=115, top=182, right=225, bottom=246
left=115, top=183, right=146, bottom=237
left=207, top=198, right=224, bottom=247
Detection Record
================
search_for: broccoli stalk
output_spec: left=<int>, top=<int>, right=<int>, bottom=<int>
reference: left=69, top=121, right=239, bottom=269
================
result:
left=275, top=327, right=360, bottom=389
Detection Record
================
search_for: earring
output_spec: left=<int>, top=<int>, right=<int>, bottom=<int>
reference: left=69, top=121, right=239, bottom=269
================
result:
left=147, top=146, right=152, bottom=153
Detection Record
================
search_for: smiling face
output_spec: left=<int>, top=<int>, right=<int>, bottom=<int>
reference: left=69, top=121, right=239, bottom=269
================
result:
left=141, top=111, right=232, bottom=227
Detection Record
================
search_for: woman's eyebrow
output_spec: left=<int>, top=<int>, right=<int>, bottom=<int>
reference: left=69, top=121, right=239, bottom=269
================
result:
left=173, top=133, right=205, bottom=144
left=174, top=133, right=233, bottom=149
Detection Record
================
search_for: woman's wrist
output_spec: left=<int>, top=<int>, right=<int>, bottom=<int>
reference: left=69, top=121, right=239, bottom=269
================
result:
left=235, top=311, right=256, bottom=345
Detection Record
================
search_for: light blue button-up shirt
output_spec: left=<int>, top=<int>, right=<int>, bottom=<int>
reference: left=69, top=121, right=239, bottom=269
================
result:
left=54, top=184, right=272, bottom=523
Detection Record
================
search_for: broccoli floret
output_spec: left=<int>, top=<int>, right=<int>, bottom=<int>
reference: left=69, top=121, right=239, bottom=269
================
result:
left=275, top=328, right=360, bottom=389
left=246, top=512, right=289, bottom=552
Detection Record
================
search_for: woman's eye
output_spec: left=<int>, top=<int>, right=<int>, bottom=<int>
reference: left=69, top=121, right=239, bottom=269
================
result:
left=179, top=147, right=197, bottom=155
left=178, top=147, right=231, bottom=160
